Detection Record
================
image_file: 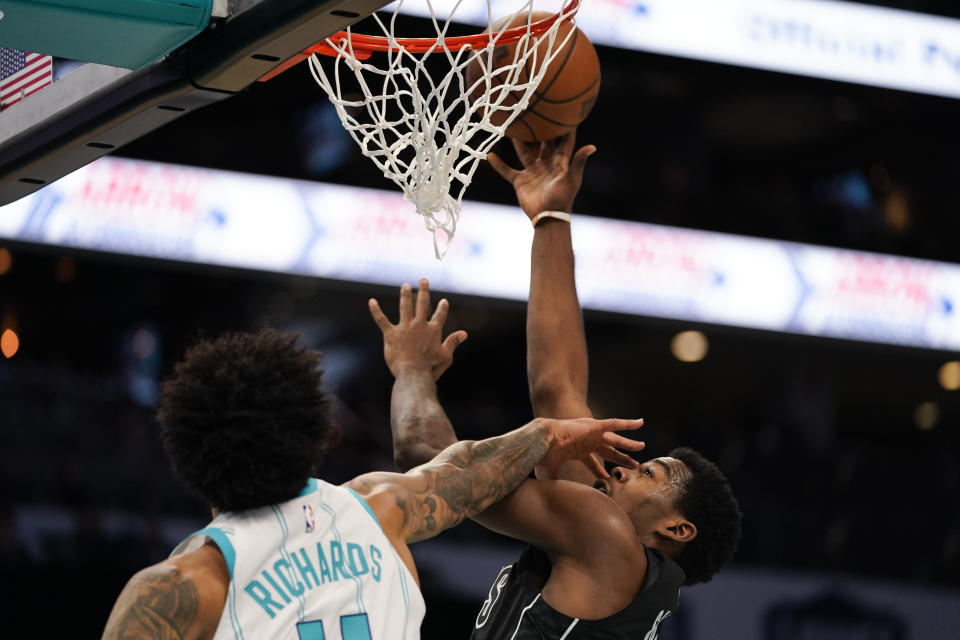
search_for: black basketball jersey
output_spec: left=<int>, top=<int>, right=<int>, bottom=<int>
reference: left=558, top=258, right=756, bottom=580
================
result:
left=471, top=545, right=684, bottom=640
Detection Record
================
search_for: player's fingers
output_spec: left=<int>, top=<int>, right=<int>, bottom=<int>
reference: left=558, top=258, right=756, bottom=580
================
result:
left=558, top=130, right=577, bottom=158
left=595, top=418, right=645, bottom=433
left=512, top=139, right=539, bottom=166
left=537, top=140, right=549, bottom=161
left=442, top=330, right=468, bottom=354
left=541, top=138, right=559, bottom=161
left=597, top=445, right=640, bottom=469
left=569, top=144, right=597, bottom=182
left=368, top=298, right=394, bottom=331
left=552, top=140, right=571, bottom=172
left=398, top=283, right=413, bottom=323
left=584, top=454, right=609, bottom=479
left=415, top=278, right=431, bottom=320
left=602, top=431, right=646, bottom=452
left=431, top=297, right=449, bottom=325
left=487, top=152, right=520, bottom=183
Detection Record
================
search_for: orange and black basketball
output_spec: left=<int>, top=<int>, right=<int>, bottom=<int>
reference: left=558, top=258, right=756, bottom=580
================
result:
left=468, top=12, right=601, bottom=142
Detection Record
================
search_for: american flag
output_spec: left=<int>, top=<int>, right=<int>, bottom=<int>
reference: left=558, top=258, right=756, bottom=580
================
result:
left=1, top=49, right=54, bottom=111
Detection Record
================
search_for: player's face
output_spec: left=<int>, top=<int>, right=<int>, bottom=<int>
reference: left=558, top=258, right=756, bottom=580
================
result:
left=593, top=456, right=690, bottom=517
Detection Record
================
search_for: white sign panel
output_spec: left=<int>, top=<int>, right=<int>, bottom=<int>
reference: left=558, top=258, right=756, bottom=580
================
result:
left=387, top=0, right=960, bottom=99
left=1, top=156, right=958, bottom=351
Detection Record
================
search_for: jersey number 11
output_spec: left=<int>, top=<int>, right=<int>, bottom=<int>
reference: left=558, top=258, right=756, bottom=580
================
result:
left=297, top=613, right=372, bottom=640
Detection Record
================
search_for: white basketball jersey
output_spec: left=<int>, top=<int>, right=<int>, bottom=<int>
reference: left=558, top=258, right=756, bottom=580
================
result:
left=171, top=478, right=425, bottom=640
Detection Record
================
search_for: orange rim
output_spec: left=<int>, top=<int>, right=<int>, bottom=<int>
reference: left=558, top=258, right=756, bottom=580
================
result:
left=258, top=0, right=580, bottom=81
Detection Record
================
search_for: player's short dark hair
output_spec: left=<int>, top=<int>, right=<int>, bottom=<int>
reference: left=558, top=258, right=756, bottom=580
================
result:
left=668, top=447, right=742, bottom=585
left=159, top=328, right=332, bottom=512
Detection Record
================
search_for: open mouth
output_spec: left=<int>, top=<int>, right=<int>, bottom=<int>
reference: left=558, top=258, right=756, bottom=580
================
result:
left=593, top=479, right=608, bottom=495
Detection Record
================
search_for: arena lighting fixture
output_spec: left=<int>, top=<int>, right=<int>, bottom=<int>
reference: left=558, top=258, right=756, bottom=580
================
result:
left=1, top=328, right=19, bottom=358
left=132, top=328, right=157, bottom=360
left=671, top=331, right=709, bottom=363
left=0, top=247, right=11, bottom=275
left=913, top=401, right=940, bottom=431
left=939, top=362, right=960, bottom=391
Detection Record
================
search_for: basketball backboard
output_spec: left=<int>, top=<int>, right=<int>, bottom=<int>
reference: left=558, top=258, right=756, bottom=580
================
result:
left=0, top=0, right=392, bottom=207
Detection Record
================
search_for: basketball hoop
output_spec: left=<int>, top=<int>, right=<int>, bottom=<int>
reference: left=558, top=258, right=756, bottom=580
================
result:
left=298, top=0, right=581, bottom=258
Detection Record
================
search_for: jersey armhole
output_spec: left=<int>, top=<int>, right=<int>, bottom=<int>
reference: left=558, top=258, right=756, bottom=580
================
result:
left=189, top=527, right=237, bottom=580
left=345, top=487, right=426, bottom=612
left=345, top=487, right=384, bottom=532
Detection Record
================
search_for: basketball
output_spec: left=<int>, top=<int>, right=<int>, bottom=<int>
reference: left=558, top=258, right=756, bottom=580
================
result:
left=468, top=13, right=601, bottom=142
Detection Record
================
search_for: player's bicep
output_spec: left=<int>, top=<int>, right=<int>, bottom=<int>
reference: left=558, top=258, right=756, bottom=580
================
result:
left=471, top=479, right=582, bottom=555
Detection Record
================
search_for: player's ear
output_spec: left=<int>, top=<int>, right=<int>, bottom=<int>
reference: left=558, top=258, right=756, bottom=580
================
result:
left=659, top=517, right=697, bottom=543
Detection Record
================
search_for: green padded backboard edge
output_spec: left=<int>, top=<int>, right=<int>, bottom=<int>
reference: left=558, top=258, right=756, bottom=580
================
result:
left=0, top=0, right=214, bottom=70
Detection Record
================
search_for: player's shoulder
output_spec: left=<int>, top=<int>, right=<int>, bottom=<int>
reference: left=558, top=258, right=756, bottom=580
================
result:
left=341, top=470, right=394, bottom=497
left=341, top=471, right=400, bottom=509
left=162, top=541, right=231, bottom=591
left=106, top=545, right=229, bottom=640
left=539, top=478, right=644, bottom=553
left=341, top=472, right=406, bottom=535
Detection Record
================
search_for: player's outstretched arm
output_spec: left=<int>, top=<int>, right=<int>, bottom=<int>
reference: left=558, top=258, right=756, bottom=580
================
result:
left=489, top=133, right=603, bottom=484
left=369, top=278, right=467, bottom=471
left=344, top=416, right=643, bottom=544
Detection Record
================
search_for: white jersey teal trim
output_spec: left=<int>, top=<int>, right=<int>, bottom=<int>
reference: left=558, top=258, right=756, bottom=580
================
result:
left=169, top=478, right=424, bottom=640
left=271, top=505, right=306, bottom=621
left=226, top=581, right=246, bottom=640
left=391, top=546, right=411, bottom=634
left=343, top=485, right=413, bottom=633
left=193, top=527, right=236, bottom=579
left=344, top=486, right=424, bottom=640
left=345, top=488, right=382, bottom=531
left=299, top=478, right=319, bottom=497
left=316, top=497, right=368, bottom=614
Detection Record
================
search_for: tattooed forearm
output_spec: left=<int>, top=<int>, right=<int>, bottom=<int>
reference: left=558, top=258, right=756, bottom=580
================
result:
left=386, top=363, right=551, bottom=539
left=400, top=421, right=550, bottom=541
left=102, top=566, right=199, bottom=640
left=391, top=368, right=459, bottom=471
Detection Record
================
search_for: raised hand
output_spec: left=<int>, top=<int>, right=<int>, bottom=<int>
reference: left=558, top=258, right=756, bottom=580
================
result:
left=369, top=278, right=468, bottom=380
left=541, top=417, right=645, bottom=480
left=487, top=131, right=596, bottom=220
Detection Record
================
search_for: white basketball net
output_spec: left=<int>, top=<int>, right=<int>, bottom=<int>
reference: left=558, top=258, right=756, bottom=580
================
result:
left=308, top=1, right=577, bottom=258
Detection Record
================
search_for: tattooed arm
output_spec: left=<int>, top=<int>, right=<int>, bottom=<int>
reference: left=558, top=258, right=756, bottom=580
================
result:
left=370, top=279, right=635, bottom=481
left=101, top=543, right=228, bottom=640
left=347, top=421, right=545, bottom=544
left=344, top=416, right=642, bottom=542
left=390, top=366, right=458, bottom=472
left=368, top=278, right=466, bottom=472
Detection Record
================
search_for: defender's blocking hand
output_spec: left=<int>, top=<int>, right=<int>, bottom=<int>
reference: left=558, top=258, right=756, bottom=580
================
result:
left=369, top=278, right=468, bottom=380
left=487, top=131, right=596, bottom=220
left=539, top=417, right=645, bottom=480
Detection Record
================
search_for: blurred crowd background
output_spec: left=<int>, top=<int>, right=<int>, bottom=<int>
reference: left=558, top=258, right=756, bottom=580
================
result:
left=2, top=0, right=959, bottom=638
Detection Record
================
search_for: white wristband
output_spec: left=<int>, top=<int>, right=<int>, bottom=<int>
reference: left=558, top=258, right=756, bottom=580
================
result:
left=531, top=211, right=572, bottom=228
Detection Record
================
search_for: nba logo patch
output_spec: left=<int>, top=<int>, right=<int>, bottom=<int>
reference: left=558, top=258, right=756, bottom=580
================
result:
left=303, top=504, right=316, bottom=533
